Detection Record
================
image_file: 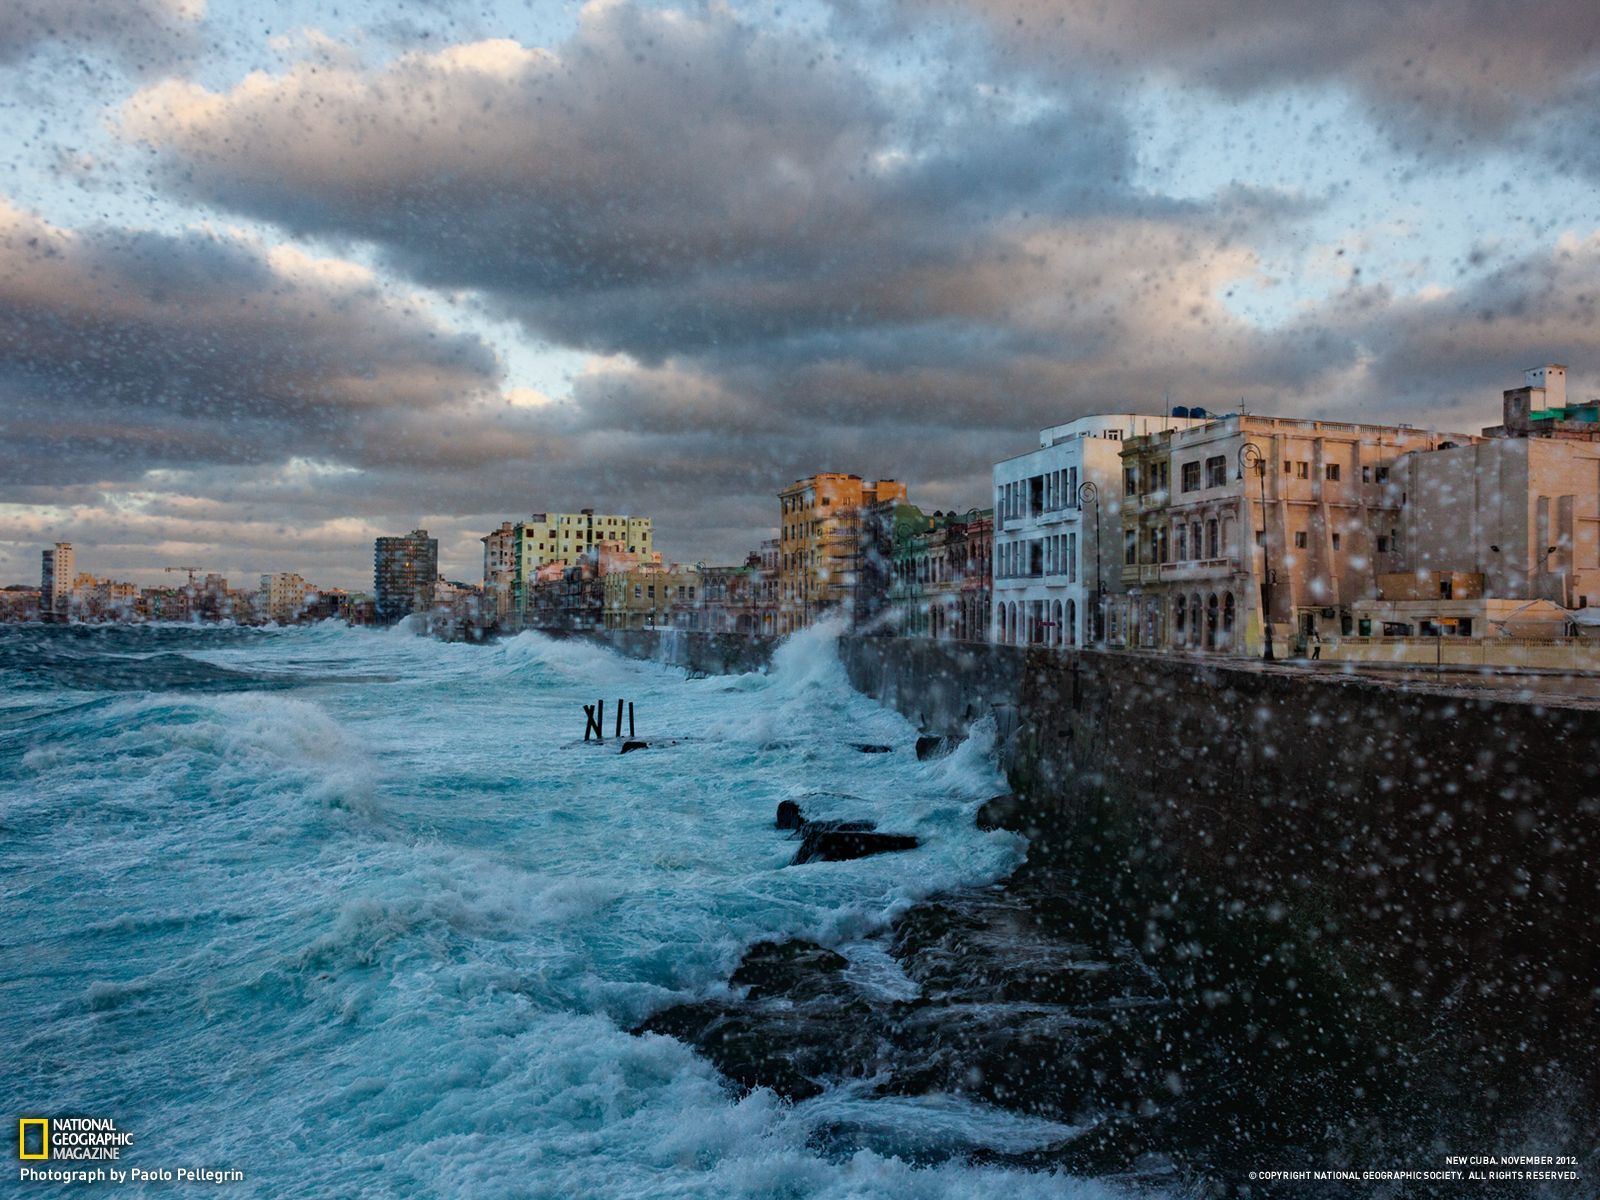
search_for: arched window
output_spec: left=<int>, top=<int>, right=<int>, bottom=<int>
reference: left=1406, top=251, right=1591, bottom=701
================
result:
left=1053, top=599, right=1064, bottom=646
left=1066, top=598, right=1077, bottom=645
left=1206, top=592, right=1220, bottom=650
left=1207, top=519, right=1220, bottom=558
left=1190, top=592, right=1202, bottom=646
left=1222, top=592, right=1236, bottom=649
left=1174, top=594, right=1186, bottom=639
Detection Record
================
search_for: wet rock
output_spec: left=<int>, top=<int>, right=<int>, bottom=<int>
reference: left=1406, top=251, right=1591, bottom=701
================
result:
left=974, top=793, right=1026, bottom=831
left=731, top=940, right=850, bottom=1002
left=619, top=740, right=649, bottom=754
left=793, top=824, right=918, bottom=864
left=775, top=799, right=805, bottom=830
left=916, top=734, right=952, bottom=760
left=852, top=743, right=893, bottom=753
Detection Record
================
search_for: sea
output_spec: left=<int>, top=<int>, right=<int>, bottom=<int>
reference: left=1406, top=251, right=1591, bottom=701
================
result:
left=0, top=621, right=1147, bottom=1199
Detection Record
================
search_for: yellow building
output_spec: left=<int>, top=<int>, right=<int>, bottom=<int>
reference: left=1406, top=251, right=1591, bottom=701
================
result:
left=513, top=509, right=653, bottom=620
left=777, top=474, right=907, bottom=633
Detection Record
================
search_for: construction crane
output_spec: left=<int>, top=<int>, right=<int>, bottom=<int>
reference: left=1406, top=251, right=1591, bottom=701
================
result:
left=164, top=566, right=205, bottom=585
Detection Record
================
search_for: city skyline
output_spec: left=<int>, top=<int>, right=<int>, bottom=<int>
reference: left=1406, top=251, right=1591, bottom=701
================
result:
left=5, top=1, right=1600, bottom=589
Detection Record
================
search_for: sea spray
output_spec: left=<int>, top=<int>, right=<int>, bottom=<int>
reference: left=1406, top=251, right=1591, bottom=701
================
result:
left=1, top=623, right=1145, bottom=1199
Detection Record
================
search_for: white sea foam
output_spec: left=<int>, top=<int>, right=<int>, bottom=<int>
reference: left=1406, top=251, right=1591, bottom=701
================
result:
left=0, top=623, right=1156, bottom=1199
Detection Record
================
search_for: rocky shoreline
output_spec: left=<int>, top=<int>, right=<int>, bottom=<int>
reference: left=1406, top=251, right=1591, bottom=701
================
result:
left=633, top=790, right=1586, bottom=1195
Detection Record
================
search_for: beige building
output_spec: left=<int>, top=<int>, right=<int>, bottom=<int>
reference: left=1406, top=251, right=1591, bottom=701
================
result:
left=40, top=542, right=74, bottom=620
left=1392, top=436, right=1600, bottom=611
left=603, top=563, right=699, bottom=630
left=777, top=474, right=907, bottom=633
left=481, top=522, right=516, bottom=621
left=259, top=572, right=308, bottom=623
left=1118, top=414, right=1474, bottom=655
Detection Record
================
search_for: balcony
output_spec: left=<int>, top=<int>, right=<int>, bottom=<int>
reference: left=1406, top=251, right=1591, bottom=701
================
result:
left=1158, top=557, right=1239, bottom=581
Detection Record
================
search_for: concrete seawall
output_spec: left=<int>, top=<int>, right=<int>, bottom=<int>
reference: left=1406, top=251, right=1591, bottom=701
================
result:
left=575, top=627, right=1600, bottom=1102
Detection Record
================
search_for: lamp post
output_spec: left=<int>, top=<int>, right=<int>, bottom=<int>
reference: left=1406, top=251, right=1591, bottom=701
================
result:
left=1237, top=441, right=1275, bottom=661
left=1078, top=480, right=1102, bottom=645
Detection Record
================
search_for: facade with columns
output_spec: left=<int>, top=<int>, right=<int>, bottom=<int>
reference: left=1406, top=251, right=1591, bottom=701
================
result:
left=1114, top=414, right=1476, bottom=654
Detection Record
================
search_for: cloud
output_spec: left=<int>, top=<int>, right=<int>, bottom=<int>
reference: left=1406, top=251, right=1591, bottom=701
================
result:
left=0, top=0, right=203, bottom=71
left=0, top=200, right=514, bottom=490
left=121, top=1, right=1152, bottom=363
left=880, top=0, right=1600, bottom=143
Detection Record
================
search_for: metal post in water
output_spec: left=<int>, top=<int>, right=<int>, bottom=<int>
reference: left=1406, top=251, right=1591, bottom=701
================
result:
left=629, top=702, right=635, bottom=738
left=615, top=698, right=623, bottom=738
left=597, top=699, right=605, bottom=742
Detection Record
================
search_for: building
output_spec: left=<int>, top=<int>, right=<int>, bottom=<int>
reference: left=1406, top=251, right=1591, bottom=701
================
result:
left=511, top=510, right=653, bottom=623
left=993, top=415, right=1208, bottom=648
left=1116, top=414, right=1474, bottom=656
left=373, top=529, right=438, bottom=625
left=856, top=496, right=931, bottom=632
left=755, top=539, right=780, bottom=636
left=777, top=474, right=907, bottom=633
left=699, top=557, right=763, bottom=634
left=259, top=573, right=308, bottom=623
left=1485, top=364, right=1600, bottom=441
left=0, top=587, right=41, bottom=622
left=603, top=562, right=702, bottom=630
left=887, top=508, right=993, bottom=641
left=1391, top=435, right=1600, bottom=612
left=40, top=542, right=74, bottom=621
left=481, top=522, right=516, bottom=623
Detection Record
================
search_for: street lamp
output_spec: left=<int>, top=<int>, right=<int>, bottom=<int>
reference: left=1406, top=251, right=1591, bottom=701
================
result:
left=1237, top=441, right=1275, bottom=661
left=1077, top=480, right=1103, bottom=646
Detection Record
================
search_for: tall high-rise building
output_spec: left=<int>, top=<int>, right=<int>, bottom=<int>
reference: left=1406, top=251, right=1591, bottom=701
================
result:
left=40, top=542, right=74, bottom=621
left=373, top=530, right=438, bottom=625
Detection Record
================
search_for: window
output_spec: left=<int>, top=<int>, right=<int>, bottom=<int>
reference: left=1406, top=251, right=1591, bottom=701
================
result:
left=1181, top=461, right=1201, bottom=492
left=1376, top=466, right=1390, bottom=482
left=1176, top=525, right=1187, bottom=560
left=1377, top=536, right=1389, bottom=553
left=1124, top=530, right=1137, bottom=565
left=1294, top=531, right=1308, bottom=549
left=1124, top=467, right=1138, bottom=495
left=1331, top=533, right=1341, bottom=550
left=1205, top=455, right=1227, bottom=488
left=1362, top=466, right=1371, bottom=483
left=1296, top=461, right=1310, bottom=479
left=1325, top=464, right=1341, bottom=481
left=1283, top=460, right=1292, bottom=474
left=1206, top=519, right=1219, bottom=557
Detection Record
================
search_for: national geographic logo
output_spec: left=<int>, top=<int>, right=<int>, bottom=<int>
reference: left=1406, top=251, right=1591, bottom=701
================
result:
left=17, top=1117, right=132, bottom=1161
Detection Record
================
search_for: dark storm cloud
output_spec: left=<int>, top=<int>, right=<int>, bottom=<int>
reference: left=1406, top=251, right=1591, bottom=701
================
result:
left=0, top=202, right=509, bottom=488
left=883, top=0, right=1600, bottom=141
left=0, top=0, right=200, bottom=71
left=122, top=2, right=1151, bottom=363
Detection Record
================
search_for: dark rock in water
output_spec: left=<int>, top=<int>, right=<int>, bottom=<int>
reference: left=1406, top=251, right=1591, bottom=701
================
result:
left=732, top=940, right=850, bottom=1002
left=852, top=743, right=892, bottom=753
left=915, top=734, right=952, bottom=760
left=974, top=792, right=1026, bottom=831
left=619, top=740, right=649, bottom=754
left=775, top=799, right=805, bottom=830
left=793, top=823, right=917, bottom=864
left=634, top=940, right=879, bottom=1102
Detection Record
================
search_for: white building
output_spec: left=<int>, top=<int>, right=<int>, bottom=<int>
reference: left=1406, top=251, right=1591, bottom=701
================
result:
left=992, top=414, right=1209, bottom=646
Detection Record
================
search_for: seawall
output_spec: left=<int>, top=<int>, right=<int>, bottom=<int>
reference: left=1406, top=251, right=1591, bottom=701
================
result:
left=573, top=627, right=1600, bottom=1107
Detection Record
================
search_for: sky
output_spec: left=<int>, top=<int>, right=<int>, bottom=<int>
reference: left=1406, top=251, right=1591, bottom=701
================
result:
left=2, top=0, right=1599, bottom=589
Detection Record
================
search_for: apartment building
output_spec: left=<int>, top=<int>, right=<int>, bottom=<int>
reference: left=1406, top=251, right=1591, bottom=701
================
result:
left=1116, top=414, right=1474, bottom=655
left=993, top=415, right=1207, bottom=647
left=777, top=474, right=906, bottom=634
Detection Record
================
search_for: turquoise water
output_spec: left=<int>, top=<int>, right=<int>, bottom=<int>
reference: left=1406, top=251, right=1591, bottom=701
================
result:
left=0, top=622, right=1137, bottom=1198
